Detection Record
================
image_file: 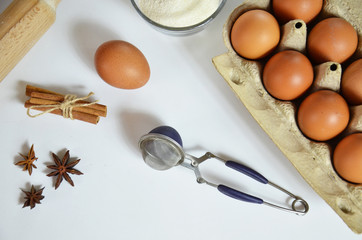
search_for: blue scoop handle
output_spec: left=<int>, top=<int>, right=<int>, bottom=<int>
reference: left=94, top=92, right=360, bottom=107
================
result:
left=218, top=185, right=263, bottom=204
left=217, top=160, right=269, bottom=204
left=225, top=160, right=269, bottom=184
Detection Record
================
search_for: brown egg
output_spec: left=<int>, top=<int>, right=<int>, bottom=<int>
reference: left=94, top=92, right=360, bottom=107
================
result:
left=230, top=9, right=280, bottom=60
left=94, top=40, right=150, bottom=89
left=307, top=18, right=358, bottom=64
left=341, top=59, right=362, bottom=105
left=297, top=90, right=350, bottom=141
left=333, top=133, right=362, bottom=184
left=273, top=0, right=323, bottom=24
left=263, top=50, right=314, bottom=100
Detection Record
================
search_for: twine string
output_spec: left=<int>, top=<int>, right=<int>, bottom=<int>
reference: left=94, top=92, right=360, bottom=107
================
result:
left=27, top=92, right=99, bottom=119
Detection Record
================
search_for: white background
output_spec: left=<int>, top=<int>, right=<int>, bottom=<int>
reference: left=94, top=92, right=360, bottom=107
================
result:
left=0, top=0, right=360, bottom=239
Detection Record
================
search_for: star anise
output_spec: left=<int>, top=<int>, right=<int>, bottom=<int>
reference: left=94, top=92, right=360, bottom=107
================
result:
left=47, top=150, right=83, bottom=189
left=15, top=144, right=38, bottom=175
left=22, top=185, right=45, bottom=209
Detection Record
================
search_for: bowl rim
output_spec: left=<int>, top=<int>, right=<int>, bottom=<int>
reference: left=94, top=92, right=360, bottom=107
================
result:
left=130, top=0, right=227, bottom=34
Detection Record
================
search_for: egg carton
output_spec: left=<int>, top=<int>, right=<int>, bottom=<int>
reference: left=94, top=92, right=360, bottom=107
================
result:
left=212, top=0, right=362, bottom=233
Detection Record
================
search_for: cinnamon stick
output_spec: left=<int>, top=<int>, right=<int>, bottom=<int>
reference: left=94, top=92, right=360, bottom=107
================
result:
left=25, top=101, right=100, bottom=124
left=26, top=85, right=107, bottom=116
left=29, top=94, right=107, bottom=117
left=25, top=85, right=59, bottom=97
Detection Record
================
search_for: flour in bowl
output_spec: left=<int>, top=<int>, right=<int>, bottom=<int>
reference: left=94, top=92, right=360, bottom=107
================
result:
left=138, top=0, right=220, bottom=27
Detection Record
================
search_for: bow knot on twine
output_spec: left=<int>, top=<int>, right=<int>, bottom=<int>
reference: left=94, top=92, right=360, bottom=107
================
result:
left=27, top=92, right=99, bottom=119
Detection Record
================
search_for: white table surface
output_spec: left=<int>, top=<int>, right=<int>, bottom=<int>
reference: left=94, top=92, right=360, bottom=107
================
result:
left=0, top=0, right=360, bottom=239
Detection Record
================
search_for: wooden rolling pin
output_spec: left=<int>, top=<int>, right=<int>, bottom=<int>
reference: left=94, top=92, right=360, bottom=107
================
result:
left=0, top=0, right=61, bottom=83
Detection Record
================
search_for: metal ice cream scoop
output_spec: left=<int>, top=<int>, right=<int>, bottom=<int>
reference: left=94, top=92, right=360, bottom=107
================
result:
left=139, top=126, right=309, bottom=215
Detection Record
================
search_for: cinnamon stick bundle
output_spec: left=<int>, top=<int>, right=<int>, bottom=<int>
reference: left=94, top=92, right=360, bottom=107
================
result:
left=24, top=85, right=107, bottom=124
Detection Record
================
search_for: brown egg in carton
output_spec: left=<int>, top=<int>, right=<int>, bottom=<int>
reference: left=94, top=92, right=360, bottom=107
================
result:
left=212, top=0, right=362, bottom=234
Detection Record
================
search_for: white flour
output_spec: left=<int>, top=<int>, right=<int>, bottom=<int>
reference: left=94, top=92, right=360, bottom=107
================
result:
left=138, top=0, right=220, bottom=27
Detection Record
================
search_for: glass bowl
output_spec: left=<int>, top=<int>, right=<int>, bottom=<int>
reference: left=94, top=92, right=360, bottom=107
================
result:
left=130, top=0, right=227, bottom=36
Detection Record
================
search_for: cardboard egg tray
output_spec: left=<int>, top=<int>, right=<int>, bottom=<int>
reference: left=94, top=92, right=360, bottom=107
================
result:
left=212, top=0, right=362, bottom=233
